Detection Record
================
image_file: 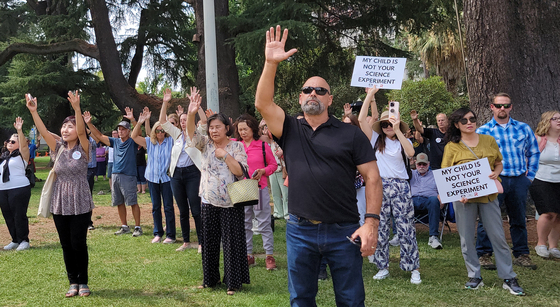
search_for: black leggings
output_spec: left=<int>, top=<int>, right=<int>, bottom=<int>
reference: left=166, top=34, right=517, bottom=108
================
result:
left=0, top=186, right=31, bottom=243
left=53, top=212, right=91, bottom=284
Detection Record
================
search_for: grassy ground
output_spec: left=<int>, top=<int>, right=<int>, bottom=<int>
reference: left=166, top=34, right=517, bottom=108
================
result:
left=0, top=157, right=559, bottom=306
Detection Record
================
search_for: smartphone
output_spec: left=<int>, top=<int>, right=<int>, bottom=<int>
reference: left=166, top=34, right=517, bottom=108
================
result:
left=389, top=101, right=400, bottom=120
left=27, top=94, right=35, bottom=106
left=252, top=170, right=258, bottom=178
left=346, top=236, right=361, bottom=247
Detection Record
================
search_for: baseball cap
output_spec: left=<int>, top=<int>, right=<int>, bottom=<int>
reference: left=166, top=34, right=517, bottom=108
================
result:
left=416, top=153, right=429, bottom=164
left=116, top=121, right=131, bottom=130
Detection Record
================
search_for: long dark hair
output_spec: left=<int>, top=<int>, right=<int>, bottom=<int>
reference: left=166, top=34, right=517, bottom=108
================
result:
left=207, top=113, right=234, bottom=138
left=374, top=128, right=388, bottom=154
left=234, top=113, right=260, bottom=141
left=445, top=107, right=476, bottom=143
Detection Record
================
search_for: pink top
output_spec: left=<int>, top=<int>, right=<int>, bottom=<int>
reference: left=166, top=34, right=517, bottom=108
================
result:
left=242, top=139, right=277, bottom=188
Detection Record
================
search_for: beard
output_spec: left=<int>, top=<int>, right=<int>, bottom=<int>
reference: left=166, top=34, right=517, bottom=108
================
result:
left=497, top=111, right=508, bottom=120
left=301, top=98, right=325, bottom=115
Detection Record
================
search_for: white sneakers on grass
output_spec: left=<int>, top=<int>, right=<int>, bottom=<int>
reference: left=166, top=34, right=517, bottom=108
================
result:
left=373, top=268, right=421, bottom=284
left=3, top=242, right=19, bottom=250
left=373, top=269, right=389, bottom=280
left=3, top=241, right=29, bottom=251
left=429, top=236, right=443, bottom=249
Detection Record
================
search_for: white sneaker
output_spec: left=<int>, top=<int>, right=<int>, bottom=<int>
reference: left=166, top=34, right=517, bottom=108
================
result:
left=3, top=242, right=19, bottom=250
left=535, top=245, right=549, bottom=258
left=16, top=241, right=30, bottom=251
left=428, top=236, right=443, bottom=249
left=368, top=255, right=375, bottom=264
left=549, top=248, right=560, bottom=259
left=389, top=235, right=399, bottom=247
left=373, top=269, right=389, bottom=280
left=410, top=269, right=422, bottom=284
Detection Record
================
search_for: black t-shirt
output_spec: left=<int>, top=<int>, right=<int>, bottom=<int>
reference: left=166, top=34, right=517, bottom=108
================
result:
left=136, top=146, right=146, bottom=167
left=421, top=128, right=446, bottom=169
left=275, top=113, right=376, bottom=223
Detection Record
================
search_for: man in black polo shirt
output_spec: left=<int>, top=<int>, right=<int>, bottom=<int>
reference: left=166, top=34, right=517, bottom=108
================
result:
left=255, top=25, right=383, bottom=307
left=411, top=110, right=448, bottom=169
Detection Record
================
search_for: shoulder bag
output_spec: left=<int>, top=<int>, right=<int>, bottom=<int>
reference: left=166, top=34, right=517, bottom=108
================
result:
left=460, top=140, right=503, bottom=194
left=38, top=147, right=65, bottom=218
left=228, top=161, right=259, bottom=208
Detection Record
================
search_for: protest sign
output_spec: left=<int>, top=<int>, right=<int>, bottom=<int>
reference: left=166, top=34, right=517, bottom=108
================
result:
left=433, top=158, right=499, bottom=203
left=350, top=56, right=407, bottom=89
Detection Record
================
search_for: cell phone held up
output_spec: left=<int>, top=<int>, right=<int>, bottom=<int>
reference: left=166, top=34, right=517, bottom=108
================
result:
left=388, top=101, right=400, bottom=120
left=27, top=94, right=35, bottom=106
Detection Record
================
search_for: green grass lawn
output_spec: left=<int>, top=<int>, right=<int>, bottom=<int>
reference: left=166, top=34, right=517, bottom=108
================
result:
left=0, top=157, right=559, bottom=306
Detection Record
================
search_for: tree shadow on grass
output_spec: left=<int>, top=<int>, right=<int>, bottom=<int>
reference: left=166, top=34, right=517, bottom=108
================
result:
left=91, top=288, right=203, bottom=305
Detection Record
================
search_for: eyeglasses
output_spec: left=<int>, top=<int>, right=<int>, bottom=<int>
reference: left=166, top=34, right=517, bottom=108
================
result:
left=416, top=162, right=428, bottom=166
left=551, top=117, right=560, bottom=122
left=155, top=129, right=165, bottom=133
left=6, top=140, right=16, bottom=144
left=301, top=86, right=330, bottom=96
left=459, top=116, right=477, bottom=125
left=492, top=103, right=511, bottom=109
left=380, top=122, right=393, bottom=129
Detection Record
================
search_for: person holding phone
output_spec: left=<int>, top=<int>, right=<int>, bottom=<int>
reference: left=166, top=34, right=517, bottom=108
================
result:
left=233, top=114, right=278, bottom=270
left=358, top=86, right=420, bottom=284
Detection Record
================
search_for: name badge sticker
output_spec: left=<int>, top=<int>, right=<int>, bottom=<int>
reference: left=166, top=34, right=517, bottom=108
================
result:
left=72, top=151, right=82, bottom=160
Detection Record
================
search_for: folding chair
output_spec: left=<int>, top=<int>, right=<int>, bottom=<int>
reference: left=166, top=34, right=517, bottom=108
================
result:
left=414, top=203, right=455, bottom=242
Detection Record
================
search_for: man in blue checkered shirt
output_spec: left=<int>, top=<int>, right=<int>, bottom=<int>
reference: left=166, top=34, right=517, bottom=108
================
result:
left=475, top=93, right=540, bottom=270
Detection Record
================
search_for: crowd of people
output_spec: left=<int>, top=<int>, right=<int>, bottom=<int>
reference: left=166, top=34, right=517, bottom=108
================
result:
left=0, top=25, right=559, bottom=305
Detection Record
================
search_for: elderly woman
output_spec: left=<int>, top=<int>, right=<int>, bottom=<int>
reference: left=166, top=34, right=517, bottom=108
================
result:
left=530, top=110, right=560, bottom=259
left=131, top=109, right=176, bottom=244
left=27, top=92, right=94, bottom=297
left=441, top=107, right=524, bottom=295
left=0, top=117, right=31, bottom=251
left=185, top=89, right=249, bottom=296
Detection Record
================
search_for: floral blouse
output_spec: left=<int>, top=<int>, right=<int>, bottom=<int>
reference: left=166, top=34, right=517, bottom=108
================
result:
left=187, top=131, right=248, bottom=208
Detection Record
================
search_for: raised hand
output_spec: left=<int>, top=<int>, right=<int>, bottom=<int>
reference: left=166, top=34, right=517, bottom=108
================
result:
left=25, top=93, right=37, bottom=112
left=142, top=106, right=151, bottom=120
left=389, top=117, right=401, bottom=133
left=265, top=25, right=298, bottom=65
left=138, top=110, right=148, bottom=124
left=124, top=107, right=134, bottom=121
left=410, top=110, right=418, bottom=121
left=176, top=105, right=184, bottom=116
left=83, top=111, right=92, bottom=124
left=343, top=103, right=352, bottom=116
left=163, top=88, right=172, bottom=104
left=365, top=85, right=379, bottom=96
left=205, top=109, right=216, bottom=118
left=14, top=117, right=23, bottom=131
left=187, top=91, right=201, bottom=116
left=67, top=90, right=81, bottom=110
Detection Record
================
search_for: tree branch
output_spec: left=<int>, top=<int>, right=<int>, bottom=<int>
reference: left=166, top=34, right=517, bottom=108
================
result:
left=0, top=39, right=99, bottom=67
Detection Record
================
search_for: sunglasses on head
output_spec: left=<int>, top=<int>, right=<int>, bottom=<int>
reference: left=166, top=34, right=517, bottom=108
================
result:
left=380, top=121, right=393, bottom=128
left=459, top=116, right=477, bottom=125
left=7, top=140, right=16, bottom=144
left=301, top=86, right=330, bottom=96
left=492, top=103, right=511, bottom=109
left=155, top=129, right=165, bottom=133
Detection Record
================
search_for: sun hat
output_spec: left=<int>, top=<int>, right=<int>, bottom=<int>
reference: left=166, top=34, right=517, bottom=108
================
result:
left=372, top=111, right=409, bottom=134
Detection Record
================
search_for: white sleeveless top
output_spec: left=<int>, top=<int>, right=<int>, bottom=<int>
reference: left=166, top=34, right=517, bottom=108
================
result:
left=0, top=156, right=30, bottom=190
left=535, top=140, right=560, bottom=183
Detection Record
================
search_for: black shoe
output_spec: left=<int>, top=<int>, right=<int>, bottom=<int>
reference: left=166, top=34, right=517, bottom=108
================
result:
left=503, top=278, right=525, bottom=296
left=465, top=277, right=484, bottom=290
left=318, top=269, right=328, bottom=281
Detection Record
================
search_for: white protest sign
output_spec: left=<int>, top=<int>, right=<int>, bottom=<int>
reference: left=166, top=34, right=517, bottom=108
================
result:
left=433, top=158, right=499, bottom=203
left=350, top=56, right=407, bottom=89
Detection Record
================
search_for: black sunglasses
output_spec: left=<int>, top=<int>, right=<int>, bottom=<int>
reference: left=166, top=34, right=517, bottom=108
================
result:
left=459, top=116, right=477, bottom=125
left=7, top=140, right=16, bottom=144
left=301, top=86, right=330, bottom=96
left=492, top=103, right=511, bottom=109
left=380, top=122, right=393, bottom=128
left=155, top=129, right=165, bottom=133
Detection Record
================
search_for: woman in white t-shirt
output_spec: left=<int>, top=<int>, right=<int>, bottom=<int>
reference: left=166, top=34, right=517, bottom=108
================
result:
left=358, top=86, right=421, bottom=284
left=0, top=118, right=31, bottom=251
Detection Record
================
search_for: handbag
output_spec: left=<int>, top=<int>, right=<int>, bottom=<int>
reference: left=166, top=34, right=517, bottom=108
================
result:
left=20, top=156, right=35, bottom=188
left=38, top=147, right=64, bottom=218
left=460, top=140, right=504, bottom=194
left=228, top=161, right=259, bottom=207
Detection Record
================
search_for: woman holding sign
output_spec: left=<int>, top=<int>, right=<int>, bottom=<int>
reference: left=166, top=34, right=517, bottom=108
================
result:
left=441, top=107, right=524, bottom=296
left=358, top=86, right=421, bottom=285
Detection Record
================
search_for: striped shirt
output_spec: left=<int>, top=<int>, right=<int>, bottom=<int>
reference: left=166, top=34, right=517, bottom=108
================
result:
left=476, top=117, right=540, bottom=180
left=144, top=136, right=173, bottom=183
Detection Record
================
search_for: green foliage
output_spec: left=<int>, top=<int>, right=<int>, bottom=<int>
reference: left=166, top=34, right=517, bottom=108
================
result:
left=387, top=76, right=468, bottom=126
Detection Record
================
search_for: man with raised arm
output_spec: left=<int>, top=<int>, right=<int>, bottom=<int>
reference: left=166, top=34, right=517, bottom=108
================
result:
left=84, top=110, right=143, bottom=237
left=255, top=25, right=383, bottom=307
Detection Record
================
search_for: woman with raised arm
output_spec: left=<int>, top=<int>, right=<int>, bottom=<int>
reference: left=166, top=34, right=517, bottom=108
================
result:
left=530, top=110, right=560, bottom=259
left=131, top=109, right=176, bottom=244
left=26, top=91, right=94, bottom=297
left=0, top=117, right=31, bottom=251
left=159, top=88, right=206, bottom=252
left=358, top=86, right=421, bottom=284
left=441, top=107, right=524, bottom=295
left=185, top=90, right=249, bottom=296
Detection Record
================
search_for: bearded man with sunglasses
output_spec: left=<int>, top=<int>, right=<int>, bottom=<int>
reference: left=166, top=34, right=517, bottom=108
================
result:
left=255, top=25, right=383, bottom=307
left=475, top=93, right=541, bottom=270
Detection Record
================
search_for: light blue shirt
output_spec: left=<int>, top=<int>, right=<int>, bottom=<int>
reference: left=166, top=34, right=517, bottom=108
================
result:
left=144, top=136, right=173, bottom=183
left=87, top=137, right=97, bottom=168
left=410, top=169, right=438, bottom=198
left=476, top=117, right=540, bottom=180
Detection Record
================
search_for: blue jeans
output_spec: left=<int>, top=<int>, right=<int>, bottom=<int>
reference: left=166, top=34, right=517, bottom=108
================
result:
left=287, top=214, right=364, bottom=307
left=413, top=196, right=440, bottom=237
left=476, top=175, right=531, bottom=258
left=170, top=166, right=202, bottom=244
left=148, top=181, right=175, bottom=239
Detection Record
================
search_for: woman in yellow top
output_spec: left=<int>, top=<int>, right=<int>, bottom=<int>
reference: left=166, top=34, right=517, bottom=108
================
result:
left=441, top=108, right=524, bottom=296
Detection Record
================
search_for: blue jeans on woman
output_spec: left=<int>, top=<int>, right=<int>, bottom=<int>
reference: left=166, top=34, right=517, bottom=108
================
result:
left=286, top=214, right=364, bottom=307
left=148, top=181, right=175, bottom=239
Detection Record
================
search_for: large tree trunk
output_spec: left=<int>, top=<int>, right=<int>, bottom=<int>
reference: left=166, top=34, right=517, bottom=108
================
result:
left=194, top=0, right=240, bottom=119
left=464, top=0, right=560, bottom=128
